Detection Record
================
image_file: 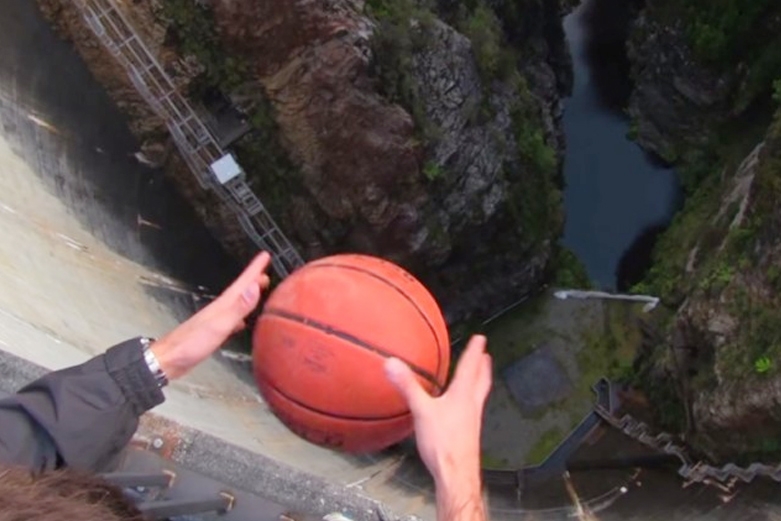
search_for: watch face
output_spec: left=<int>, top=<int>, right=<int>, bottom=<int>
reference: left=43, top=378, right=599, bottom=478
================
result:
left=142, top=341, right=168, bottom=387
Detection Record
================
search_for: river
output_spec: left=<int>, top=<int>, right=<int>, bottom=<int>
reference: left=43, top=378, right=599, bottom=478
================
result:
left=561, top=0, right=681, bottom=291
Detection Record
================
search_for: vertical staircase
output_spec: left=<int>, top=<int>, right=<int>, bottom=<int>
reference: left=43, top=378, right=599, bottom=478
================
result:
left=73, top=0, right=305, bottom=278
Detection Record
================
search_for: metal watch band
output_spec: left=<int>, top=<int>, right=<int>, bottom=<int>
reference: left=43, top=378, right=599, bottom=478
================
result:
left=141, top=337, right=169, bottom=388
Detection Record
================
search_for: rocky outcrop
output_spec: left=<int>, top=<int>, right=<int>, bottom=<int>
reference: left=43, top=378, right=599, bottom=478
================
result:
left=680, top=140, right=781, bottom=455
left=211, top=0, right=569, bottom=322
left=626, top=5, right=733, bottom=160
left=641, top=115, right=781, bottom=458
left=623, top=0, right=781, bottom=457
left=37, top=0, right=570, bottom=324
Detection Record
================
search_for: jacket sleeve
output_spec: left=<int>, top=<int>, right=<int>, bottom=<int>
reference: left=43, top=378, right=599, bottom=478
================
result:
left=0, top=338, right=165, bottom=473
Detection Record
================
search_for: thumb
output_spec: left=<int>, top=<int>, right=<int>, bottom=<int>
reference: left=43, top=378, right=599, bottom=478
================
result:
left=384, top=357, right=429, bottom=414
left=239, top=282, right=261, bottom=315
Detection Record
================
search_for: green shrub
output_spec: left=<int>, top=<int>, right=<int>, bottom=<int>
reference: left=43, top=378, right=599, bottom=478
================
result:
left=158, top=0, right=246, bottom=94
left=669, top=0, right=781, bottom=110
left=366, top=0, right=435, bottom=139
left=422, top=161, right=444, bottom=180
left=156, top=0, right=300, bottom=218
left=552, top=247, right=592, bottom=289
left=511, top=80, right=558, bottom=178
left=755, top=356, right=772, bottom=374
left=502, top=78, right=562, bottom=247
left=457, top=3, right=516, bottom=82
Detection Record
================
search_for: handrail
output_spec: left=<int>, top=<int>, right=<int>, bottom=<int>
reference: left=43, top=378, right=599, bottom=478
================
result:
left=72, top=0, right=305, bottom=278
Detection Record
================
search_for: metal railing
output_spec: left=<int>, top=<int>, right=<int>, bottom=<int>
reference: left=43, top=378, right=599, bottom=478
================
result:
left=72, top=0, right=305, bottom=278
left=595, top=406, right=781, bottom=487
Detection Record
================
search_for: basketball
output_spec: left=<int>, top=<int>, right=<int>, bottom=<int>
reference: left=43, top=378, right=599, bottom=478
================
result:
left=252, top=254, right=450, bottom=453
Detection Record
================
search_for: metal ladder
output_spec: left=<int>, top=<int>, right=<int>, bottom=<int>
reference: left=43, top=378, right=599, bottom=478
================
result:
left=72, top=0, right=305, bottom=278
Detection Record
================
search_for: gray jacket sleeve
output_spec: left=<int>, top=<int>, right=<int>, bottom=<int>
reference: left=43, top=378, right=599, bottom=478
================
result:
left=0, top=338, right=165, bottom=472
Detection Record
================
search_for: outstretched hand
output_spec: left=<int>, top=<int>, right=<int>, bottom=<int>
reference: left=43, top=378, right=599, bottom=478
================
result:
left=385, top=335, right=492, bottom=521
left=151, top=252, right=271, bottom=380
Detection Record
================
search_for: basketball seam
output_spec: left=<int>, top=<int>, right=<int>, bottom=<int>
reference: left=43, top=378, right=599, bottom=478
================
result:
left=263, top=308, right=444, bottom=394
left=260, top=378, right=412, bottom=422
left=306, top=262, right=445, bottom=379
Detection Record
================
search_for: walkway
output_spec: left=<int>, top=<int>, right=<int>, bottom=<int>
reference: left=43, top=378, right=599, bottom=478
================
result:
left=595, top=406, right=781, bottom=488
left=554, top=290, right=660, bottom=312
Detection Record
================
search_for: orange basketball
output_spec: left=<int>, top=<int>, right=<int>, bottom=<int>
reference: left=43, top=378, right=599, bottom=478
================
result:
left=252, top=254, right=450, bottom=453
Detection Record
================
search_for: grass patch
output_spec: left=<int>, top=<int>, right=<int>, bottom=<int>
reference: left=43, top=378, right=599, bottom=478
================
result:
left=481, top=451, right=508, bottom=469
left=576, top=303, right=641, bottom=398
left=525, top=426, right=564, bottom=466
left=482, top=296, right=549, bottom=371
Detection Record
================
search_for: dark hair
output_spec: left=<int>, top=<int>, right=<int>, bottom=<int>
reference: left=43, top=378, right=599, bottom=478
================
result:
left=0, top=466, right=145, bottom=521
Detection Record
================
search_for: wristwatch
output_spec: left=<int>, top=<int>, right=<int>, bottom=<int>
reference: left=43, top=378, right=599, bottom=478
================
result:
left=141, top=337, right=169, bottom=388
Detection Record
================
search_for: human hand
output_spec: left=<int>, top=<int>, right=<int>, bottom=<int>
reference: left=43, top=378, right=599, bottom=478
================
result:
left=384, top=335, right=491, bottom=521
left=151, top=252, right=271, bottom=380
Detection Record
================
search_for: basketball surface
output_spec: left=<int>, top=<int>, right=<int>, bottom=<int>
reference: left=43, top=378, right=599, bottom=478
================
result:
left=252, top=254, right=450, bottom=453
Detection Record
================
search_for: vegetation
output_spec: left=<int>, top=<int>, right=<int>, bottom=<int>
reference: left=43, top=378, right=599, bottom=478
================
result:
left=158, top=0, right=246, bottom=94
left=635, top=101, right=781, bottom=407
left=156, top=0, right=300, bottom=221
left=422, top=161, right=444, bottom=181
left=525, top=426, right=563, bottom=465
left=480, top=451, right=507, bottom=469
left=774, top=79, right=781, bottom=104
left=631, top=108, right=770, bottom=305
left=456, top=3, right=516, bottom=83
left=655, top=0, right=781, bottom=112
left=578, top=303, right=641, bottom=387
left=505, top=81, right=562, bottom=248
left=552, top=246, right=592, bottom=289
left=367, top=0, right=562, bottom=248
left=365, top=0, right=435, bottom=139
left=482, top=296, right=549, bottom=371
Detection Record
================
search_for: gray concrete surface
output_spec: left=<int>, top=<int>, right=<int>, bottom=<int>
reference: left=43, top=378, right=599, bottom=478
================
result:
left=502, top=347, right=573, bottom=415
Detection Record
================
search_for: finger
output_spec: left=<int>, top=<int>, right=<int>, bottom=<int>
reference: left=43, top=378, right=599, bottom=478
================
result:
left=450, top=335, right=487, bottom=395
left=239, top=282, right=261, bottom=313
left=475, top=353, right=492, bottom=404
left=231, top=319, right=246, bottom=335
left=260, top=274, right=271, bottom=290
left=226, top=252, right=272, bottom=297
left=384, top=357, right=430, bottom=415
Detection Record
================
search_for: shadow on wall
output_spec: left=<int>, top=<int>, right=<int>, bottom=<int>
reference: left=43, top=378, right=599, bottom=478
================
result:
left=615, top=223, right=668, bottom=292
left=0, top=0, right=238, bottom=293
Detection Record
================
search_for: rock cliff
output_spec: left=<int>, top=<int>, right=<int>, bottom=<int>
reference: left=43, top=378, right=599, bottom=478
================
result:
left=626, top=11, right=732, bottom=161
left=626, top=0, right=781, bottom=457
left=626, top=0, right=781, bottom=162
left=639, top=112, right=781, bottom=459
left=37, top=0, right=572, bottom=324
